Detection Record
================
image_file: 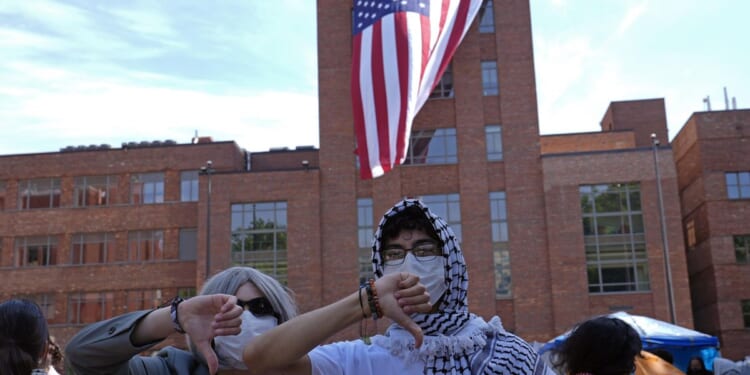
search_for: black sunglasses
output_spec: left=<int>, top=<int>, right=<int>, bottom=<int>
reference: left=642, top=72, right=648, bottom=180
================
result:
left=237, top=297, right=280, bottom=321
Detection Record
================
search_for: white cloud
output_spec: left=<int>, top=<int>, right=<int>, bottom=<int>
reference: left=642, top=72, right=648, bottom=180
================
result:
left=616, top=2, right=648, bottom=37
left=0, top=77, right=319, bottom=154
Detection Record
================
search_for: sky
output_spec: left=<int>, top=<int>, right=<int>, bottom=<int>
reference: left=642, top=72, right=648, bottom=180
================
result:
left=0, top=0, right=748, bottom=156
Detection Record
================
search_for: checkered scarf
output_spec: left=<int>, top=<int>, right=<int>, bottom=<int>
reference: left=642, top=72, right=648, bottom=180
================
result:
left=371, top=199, right=544, bottom=375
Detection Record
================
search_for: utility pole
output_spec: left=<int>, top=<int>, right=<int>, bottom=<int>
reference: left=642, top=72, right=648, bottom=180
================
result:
left=651, top=134, right=677, bottom=324
left=200, top=160, right=214, bottom=280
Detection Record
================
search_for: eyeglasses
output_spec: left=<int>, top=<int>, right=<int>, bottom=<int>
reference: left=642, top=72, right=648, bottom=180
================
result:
left=237, top=297, right=280, bottom=320
left=381, top=240, right=442, bottom=266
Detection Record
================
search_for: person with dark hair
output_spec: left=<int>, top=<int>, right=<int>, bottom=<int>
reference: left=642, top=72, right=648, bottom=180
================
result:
left=687, top=357, right=713, bottom=375
left=65, top=266, right=298, bottom=374
left=243, top=198, right=553, bottom=375
left=552, top=316, right=643, bottom=375
left=0, top=298, right=53, bottom=375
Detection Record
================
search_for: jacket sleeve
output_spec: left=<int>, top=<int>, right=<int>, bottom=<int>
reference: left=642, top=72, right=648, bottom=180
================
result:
left=64, top=310, right=172, bottom=375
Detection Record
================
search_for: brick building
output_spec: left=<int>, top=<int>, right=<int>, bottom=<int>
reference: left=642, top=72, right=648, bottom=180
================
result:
left=0, top=0, right=739, bottom=361
left=672, top=109, right=750, bottom=360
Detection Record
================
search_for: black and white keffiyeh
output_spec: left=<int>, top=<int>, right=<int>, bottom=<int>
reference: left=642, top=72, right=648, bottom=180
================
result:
left=371, top=199, right=547, bottom=375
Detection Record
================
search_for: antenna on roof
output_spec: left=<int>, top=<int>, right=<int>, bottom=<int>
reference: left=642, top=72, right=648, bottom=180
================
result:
left=732, top=97, right=737, bottom=110
left=703, top=96, right=711, bottom=111
left=191, top=130, right=199, bottom=144
left=724, top=87, right=730, bottom=110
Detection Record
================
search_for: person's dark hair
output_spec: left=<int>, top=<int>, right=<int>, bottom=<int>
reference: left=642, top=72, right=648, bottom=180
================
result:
left=0, top=299, right=49, bottom=374
left=649, top=349, right=674, bottom=364
left=552, top=316, right=642, bottom=375
left=687, top=356, right=711, bottom=375
left=380, top=205, right=441, bottom=245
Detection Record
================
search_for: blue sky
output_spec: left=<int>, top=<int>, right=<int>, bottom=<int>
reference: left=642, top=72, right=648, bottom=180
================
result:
left=0, top=0, right=747, bottom=155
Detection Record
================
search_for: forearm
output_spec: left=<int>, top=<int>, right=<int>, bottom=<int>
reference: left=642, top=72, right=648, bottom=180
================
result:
left=65, top=310, right=161, bottom=374
left=243, top=288, right=368, bottom=374
left=130, top=306, right=179, bottom=346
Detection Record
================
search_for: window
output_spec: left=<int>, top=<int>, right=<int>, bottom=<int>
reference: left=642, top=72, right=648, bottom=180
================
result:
left=726, top=172, right=750, bottom=199
left=358, top=198, right=374, bottom=283
left=74, top=175, right=117, bottom=207
left=231, top=202, right=288, bottom=284
left=67, top=292, right=114, bottom=325
left=429, top=64, right=454, bottom=99
left=479, top=0, right=495, bottom=33
left=404, top=128, right=457, bottom=165
left=490, top=192, right=511, bottom=297
left=71, top=233, right=113, bottom=265
left=15, top=294, right=59, bottom=324
left=125, top=289, right=163, bottom=312
left=686, top=220, right=696, bottom=249
left=580, top=183, right=649, bottom=293
left=419, top=193, right=462, bottom=240
left=178, top=287, right=197, bottom=299
left=743, top=300, right=750, bottom=328
left=131, top=172, right=164, bottom=204
left=128, top=230, right=164, bottom=262
left=481, top=61, right=499, bottom=96
left=0, top=180, right=6, bottom=210
left=15, top=236, right=58, bottom=267
left=181, top=171, right=199, bottom=202
left=735, top=235, right=750, bottom=264
left=18, top=178, right=61, bottom=209
left=486, top=125, right=503, bottom=161
left=179, top=228, right=197, bottom=261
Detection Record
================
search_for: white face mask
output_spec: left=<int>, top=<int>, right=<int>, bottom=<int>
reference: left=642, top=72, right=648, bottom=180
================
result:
left=383, top=253, right=446, bottom=307
left=214, top=310, right=278, bottom=370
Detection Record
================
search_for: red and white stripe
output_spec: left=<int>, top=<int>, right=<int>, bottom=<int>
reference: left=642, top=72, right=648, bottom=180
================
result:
left=352, top=0, right=482, bottom=179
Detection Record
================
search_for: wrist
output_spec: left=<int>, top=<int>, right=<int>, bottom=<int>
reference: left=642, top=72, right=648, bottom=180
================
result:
left=170, top=297, right=186, bottom=334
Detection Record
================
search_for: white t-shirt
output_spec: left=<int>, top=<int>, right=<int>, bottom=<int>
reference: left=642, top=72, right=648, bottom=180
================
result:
left=310, top=338, right=424, bottom=375
left=309, top=316, right=543, bottom=375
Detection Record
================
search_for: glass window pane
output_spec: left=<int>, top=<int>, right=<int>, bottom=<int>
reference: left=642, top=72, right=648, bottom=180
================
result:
left=581, top=183, right=649, bottom=293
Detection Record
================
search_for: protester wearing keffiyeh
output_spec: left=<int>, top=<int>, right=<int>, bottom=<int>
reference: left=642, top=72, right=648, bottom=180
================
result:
left=242, top=198, right=553, bottom=375
left=370, top=199, right=551, bottom=375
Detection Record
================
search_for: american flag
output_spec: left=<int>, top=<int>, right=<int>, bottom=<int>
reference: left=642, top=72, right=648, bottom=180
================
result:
left=352, top=0, right=483, bottom=179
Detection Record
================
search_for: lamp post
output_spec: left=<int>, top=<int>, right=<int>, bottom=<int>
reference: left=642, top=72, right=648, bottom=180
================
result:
left=651, top=134, right=677, bottom=324
left=199, top=160, right=214, bottom=280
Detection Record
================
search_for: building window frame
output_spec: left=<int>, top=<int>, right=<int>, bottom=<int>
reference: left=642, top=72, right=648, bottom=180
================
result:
left=179, top=228, right=197, bottom=261
left=419, top=193, right=462, bottom=241
left=726, top=171, right=750, bottom=200
left=485, top=125, right=503, bottom=161
left=735, top=235, right=750, bottom=264
left=18, top=178, right=61, bottom=210
left=743, top=300, right=750, bottom=328
left=357, top=198, right=374, bottom=283
left=130, top=172, right=165, bottom=205
left=429, top=63, right=454, bottom=99
left=180, top=170, right=200, bottom=202
left=231, top=201, right=288, bottom=284
left=14, top=236, right=58, bottom=267
left=127, top=230, right=165, bottom=262
left=67, top=292, right=114, bottom=325
left=125, top=289, right=163, bottom=312
left=71, top=232, right=113, bottom=265
left=74, top=175, right=117, bottom=207
left=15, top=293, right=58, bottom=324
left=481, top=60, right=499, bottom=96
left=404, top=128, right=458, bottom=165
left=478, top=0, right=495, bottom=33
left=0, top=180, right=6, bottom=211
left=580, top=183, right=650, bottom=293
left=490, top=191, right=511, bottom=297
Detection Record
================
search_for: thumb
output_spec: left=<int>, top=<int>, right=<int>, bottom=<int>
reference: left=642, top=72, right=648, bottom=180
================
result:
left=391, top=311, right=424, bottom=348
left=195, top=339, right=219, bottom=374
